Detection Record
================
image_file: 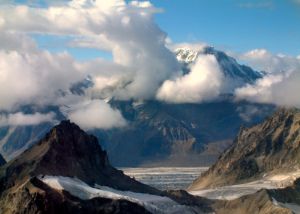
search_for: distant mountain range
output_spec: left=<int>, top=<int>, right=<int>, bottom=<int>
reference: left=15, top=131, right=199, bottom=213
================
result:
left=0, top=47, right=275, bottom=166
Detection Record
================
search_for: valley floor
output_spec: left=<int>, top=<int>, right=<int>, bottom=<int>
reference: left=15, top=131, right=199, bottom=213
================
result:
left=121, top=167, right=208, bottom=190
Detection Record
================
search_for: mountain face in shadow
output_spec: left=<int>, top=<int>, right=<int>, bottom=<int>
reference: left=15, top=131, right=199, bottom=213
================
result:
left=93, top=99, right=274, bottom=166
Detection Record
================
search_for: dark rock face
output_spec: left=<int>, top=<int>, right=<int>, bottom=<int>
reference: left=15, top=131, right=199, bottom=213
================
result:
left=189, top=108, right=300, bottom=190
left=0, top=120, right=160, bottom=214
left=203, top=47, right=263, bottom=83
left=0, top=120, right=159, bottom=194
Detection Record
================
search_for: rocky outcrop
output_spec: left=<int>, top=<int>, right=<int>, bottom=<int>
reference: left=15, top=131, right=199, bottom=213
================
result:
left=0, top=120, right=161, bottom=214
left=0, top=120, right=158, bottom=194
left=189, top=108, right=300, bottom=190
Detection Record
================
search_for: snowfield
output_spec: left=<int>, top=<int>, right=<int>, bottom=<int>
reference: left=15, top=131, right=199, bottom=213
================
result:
left=190, top=170, right=300, bottom=200
left=39, top=175, right=198, bottom=214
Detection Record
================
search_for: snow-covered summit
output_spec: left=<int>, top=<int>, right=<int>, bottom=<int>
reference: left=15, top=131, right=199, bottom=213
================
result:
left=175, top=46, right=264, bottom=88
left=175, top=47, right=200, bottom=63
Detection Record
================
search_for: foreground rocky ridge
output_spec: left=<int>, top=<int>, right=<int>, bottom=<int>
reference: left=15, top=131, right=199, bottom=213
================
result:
left=0, top=120, right=158, bottom=194
left=190, top=108, right=300, bottom=190
left=0, top=120, right=163, bottom=214
left=0, top=177, right=150, bottom=214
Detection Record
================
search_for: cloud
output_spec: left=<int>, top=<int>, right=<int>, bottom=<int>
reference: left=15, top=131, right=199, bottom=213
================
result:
left=238, top=49, right=300, bottom=74
left=0, top=112, right=56, bottom=127
left=235, top=49, right=300, bottom=108
left=2, top=0, right=300, bottom=128
left=0, top=0, right=179, bottom=101
left=235, top=71, right=300, bottom=107
left=0, top=0, right=177, bottom=128
left=156, top=54, right=224, bottom=103
left=0, top=47, right=84, bottom=110
left=67, top=99, right=127, bottom=130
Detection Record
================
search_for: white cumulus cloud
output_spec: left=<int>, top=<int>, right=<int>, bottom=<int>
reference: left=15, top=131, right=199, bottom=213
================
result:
left=156, top=54, right=224, bottom=103
left=67, top=99, right=127, bottom=130
left=235, top=49, right=300, bottom=108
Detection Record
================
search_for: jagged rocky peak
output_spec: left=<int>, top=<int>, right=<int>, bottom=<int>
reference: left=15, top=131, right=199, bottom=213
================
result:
left=189, top=108, right=300, bottom=190
left=0, top=120, right=159, bottom=194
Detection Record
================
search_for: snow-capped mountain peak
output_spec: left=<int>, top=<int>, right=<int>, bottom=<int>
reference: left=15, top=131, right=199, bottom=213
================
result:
left=175, top=46, right=264, bottom=86
left=175, top=47, right=200, bottom=63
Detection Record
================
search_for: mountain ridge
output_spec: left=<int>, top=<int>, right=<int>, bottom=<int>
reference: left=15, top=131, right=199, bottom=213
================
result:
left=0, top=120, right=159, bottom=195
left=189, top=108, right=300, bottom=190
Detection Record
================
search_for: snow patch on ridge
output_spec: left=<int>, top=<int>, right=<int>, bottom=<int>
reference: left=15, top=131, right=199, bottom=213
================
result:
left=39, top=175, right=196, bottom=214
left=190, top=170, right=300, bottom=200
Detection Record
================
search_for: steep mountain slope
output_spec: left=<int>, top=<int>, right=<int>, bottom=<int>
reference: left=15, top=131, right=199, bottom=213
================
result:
left=189, top=108, right=300, bottom=190
left=212, top=189, right=293, bottom=214
left=0, top=120, right=158, bottom=194
left=0, top=121, right=162, bottom=213
left=176, top=46, right=263, bottom=85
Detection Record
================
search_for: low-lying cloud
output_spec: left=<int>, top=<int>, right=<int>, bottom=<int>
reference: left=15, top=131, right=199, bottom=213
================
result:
left=235, top=49, right=300, bottom=108
left=67, top=100, right=127, bottom=130
left=0, top=112, right=56, bottom=127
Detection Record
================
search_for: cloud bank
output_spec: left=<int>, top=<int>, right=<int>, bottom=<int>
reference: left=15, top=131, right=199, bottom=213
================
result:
left=0, top=0, right=179, bottom=128
left=1, top=0, right=300, bottom=129
left=235, top=49, right=300, bottom=108
left=0, top=112, right=56, bottom=127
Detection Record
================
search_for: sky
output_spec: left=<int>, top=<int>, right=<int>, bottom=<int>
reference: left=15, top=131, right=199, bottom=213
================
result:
left=151, top=0, right=300, bottom=56
left=0, top=0, right=300, bottom=129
